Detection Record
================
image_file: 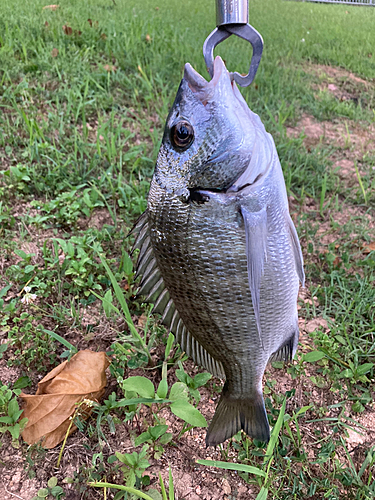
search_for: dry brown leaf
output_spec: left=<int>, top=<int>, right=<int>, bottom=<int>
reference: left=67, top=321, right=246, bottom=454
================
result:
left=103, top=64, right=116, bottom=72
left=363, top=242, right=375, bottom=254
left=87, top=19, right=98, bottom=28
left=333, top=255, right=341, bottom=267
left=43, top=4, right=59, bottom=10
left=62, top=25, right=73, bottom=36
left=51, top=48, right=59, bottom=58
left=20, top=350, right=110, bottom=449
left=137, top=314, right=148, bottom=329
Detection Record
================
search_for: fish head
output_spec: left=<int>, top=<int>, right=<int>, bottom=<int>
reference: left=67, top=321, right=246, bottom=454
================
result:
left=154, top=56, right=270, bottom=198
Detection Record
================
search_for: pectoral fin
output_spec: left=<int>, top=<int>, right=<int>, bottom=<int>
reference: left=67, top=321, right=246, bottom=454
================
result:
left=240, top=206, right=268, bottom=348
left=286, top=213, right=305, bottom=286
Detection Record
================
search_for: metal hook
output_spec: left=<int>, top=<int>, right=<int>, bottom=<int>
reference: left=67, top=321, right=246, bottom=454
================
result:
left=203, top=24, right=263, bottom=87
left=203, top=0, right=263, bottom=87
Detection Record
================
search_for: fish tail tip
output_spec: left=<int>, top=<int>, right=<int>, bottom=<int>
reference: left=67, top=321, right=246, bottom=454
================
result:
left=205, top=392, right=270, bottom=447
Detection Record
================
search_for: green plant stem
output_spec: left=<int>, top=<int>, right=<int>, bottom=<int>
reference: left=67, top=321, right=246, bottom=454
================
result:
left=57, top=416, right=75, bottom=468
left=89, top=482, right=155, bottom=500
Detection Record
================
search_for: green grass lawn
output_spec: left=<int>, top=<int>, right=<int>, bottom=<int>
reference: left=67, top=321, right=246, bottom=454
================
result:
left=0, top=0, right=374, bottom=499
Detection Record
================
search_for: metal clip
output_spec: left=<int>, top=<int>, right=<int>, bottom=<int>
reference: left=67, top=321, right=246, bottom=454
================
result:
left=203, top=0, right=263, bottom=87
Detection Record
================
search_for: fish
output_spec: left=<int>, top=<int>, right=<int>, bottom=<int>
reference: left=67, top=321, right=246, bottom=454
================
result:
left=131, top=56, right=304, bottom=446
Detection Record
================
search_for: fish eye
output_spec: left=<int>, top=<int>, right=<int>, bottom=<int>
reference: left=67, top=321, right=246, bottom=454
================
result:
left=170, top=121, right=194, bottom=151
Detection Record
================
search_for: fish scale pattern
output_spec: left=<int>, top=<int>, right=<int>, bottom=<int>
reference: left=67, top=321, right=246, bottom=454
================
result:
left=145, top=174, right=299, bottom=397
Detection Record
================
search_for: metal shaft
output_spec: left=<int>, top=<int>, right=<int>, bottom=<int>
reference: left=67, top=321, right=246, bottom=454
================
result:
left=216, top=0, right=249, bottom=26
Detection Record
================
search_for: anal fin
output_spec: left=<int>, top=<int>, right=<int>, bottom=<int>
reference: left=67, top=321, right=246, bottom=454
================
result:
left=269, top=327, right=299, bottom=363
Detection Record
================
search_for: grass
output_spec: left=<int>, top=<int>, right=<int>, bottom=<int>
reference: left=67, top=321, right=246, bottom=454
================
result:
left=0, top=0, right=374, bottom=499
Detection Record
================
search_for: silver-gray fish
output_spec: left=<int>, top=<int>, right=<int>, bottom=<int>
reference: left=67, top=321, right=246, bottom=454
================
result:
left=132, top=56, right=304, bottom=446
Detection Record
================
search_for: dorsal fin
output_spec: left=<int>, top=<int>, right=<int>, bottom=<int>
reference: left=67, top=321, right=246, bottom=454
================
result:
left=130, top=211, right=225, bottom=379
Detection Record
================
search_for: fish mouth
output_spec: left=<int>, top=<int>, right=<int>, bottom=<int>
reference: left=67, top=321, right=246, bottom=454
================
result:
left=188, top=175, right=262, bottom=204
left=184, top=57, right=228, bottom=100
left=188, top=187, right=221, bottom=204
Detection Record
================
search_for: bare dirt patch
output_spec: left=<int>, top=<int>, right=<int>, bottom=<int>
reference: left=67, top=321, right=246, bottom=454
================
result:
left=287, top=113, right=374, bottom=153
left=287, top=113, right=375, bottom=187
left=304, top=62, right=375, bottom=108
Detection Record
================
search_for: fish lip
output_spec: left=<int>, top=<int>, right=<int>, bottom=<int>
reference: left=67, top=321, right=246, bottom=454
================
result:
left=191, top=173, right=263, bottom=201
left=227, top=173, right=263, bottom=193
left=184, top=56, right=227, bottom=93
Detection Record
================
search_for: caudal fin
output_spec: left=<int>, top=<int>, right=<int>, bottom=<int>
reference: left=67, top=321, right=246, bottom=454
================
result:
left=206, top=392, right=270, bottom=446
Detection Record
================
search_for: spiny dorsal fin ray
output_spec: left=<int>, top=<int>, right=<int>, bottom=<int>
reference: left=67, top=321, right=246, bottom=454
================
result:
left=145, top=278, right=165, bottom=304
left=135, top=247, right=154, bottom=279
left=286, top=213, right=305, bottom=287
left=241, top=206, right=268, bottom=350
left=129, top=211, right=149, bottom=254
left=152, top=287, right=170, bottom=315
left=138, top=266, right=160, bottom=296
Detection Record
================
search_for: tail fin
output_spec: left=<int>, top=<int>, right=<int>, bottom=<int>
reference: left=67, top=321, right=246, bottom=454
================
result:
left=206, top=391, right=270, bottom=446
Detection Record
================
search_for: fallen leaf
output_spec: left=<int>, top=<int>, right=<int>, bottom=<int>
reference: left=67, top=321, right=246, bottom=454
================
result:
left=51, top=48, right=59, bottom=57
left=333, top=256, right=341, bottom=267
left=103, top=64, right=116, bottom=72
left=363, top=242, right=375, bottom=254
left=137, top=314, right=148, bottom=328
left=62, top=25, right=73, bottom=36
left=43, top=4, right=59, bottom=10
left=88, top=19, right=99, bottom=28
left=20, top=350, right=110, bottom=448
left=45, top=21, right=49, bottom=27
